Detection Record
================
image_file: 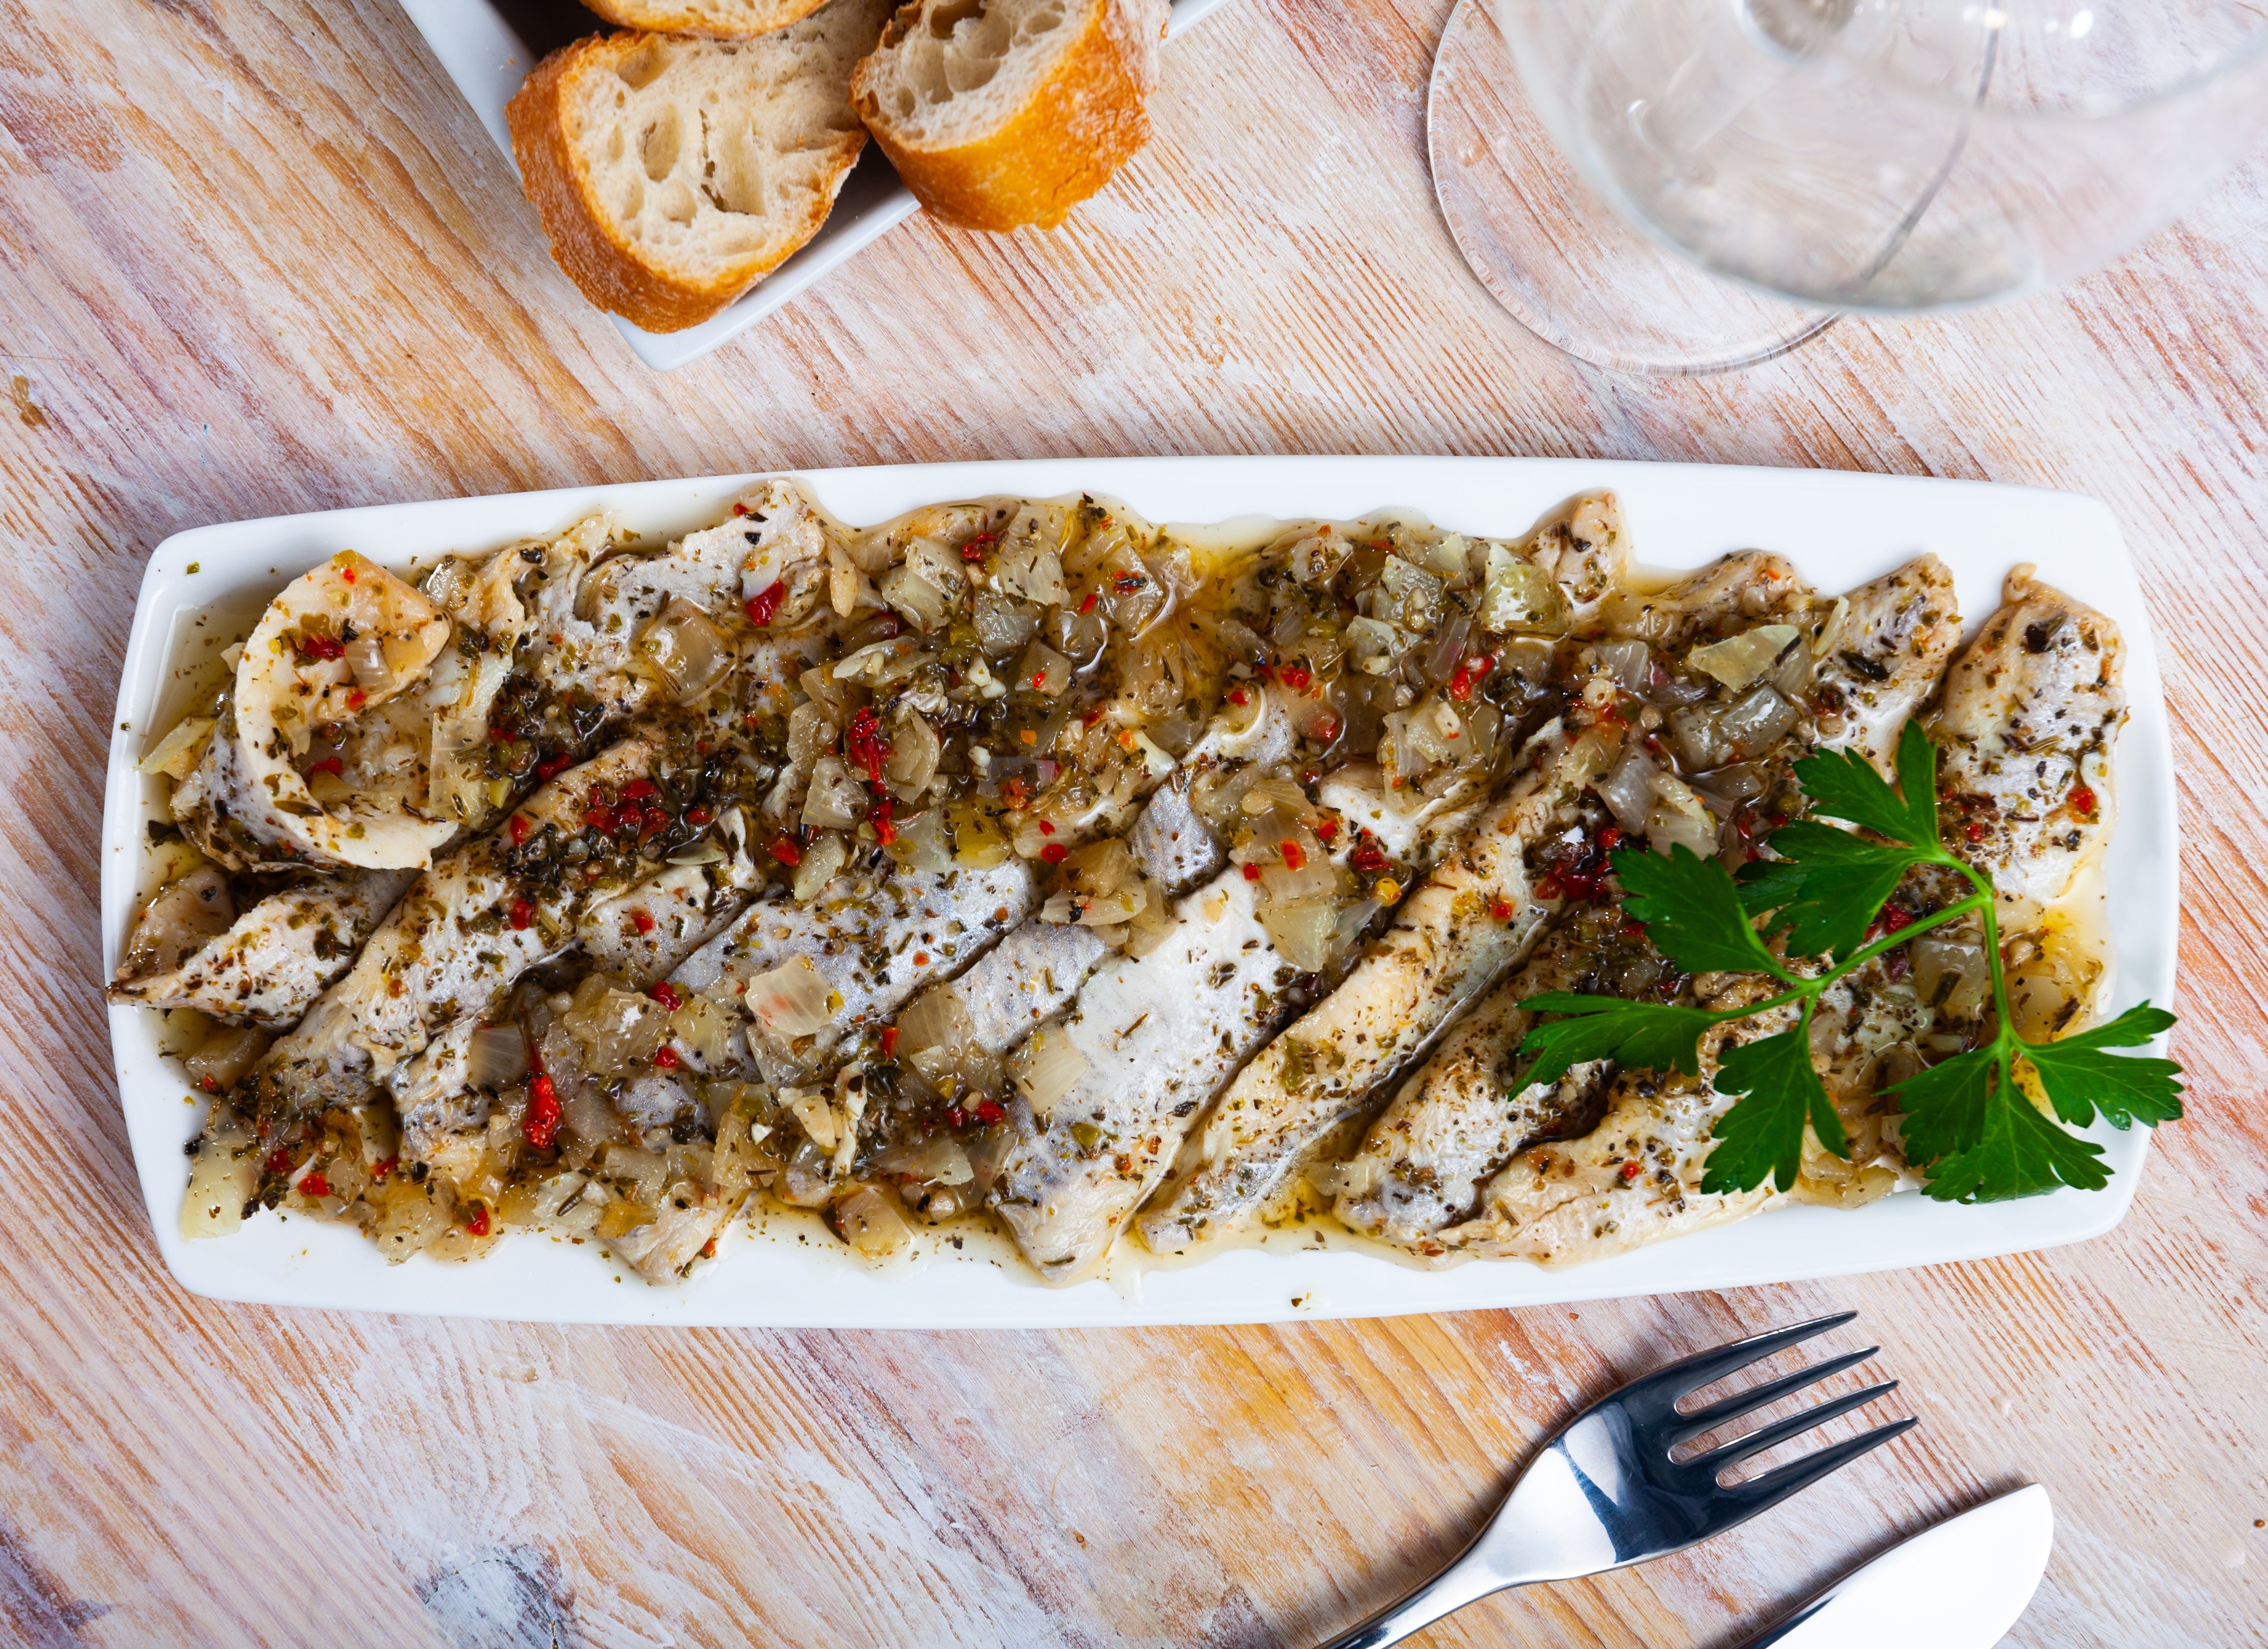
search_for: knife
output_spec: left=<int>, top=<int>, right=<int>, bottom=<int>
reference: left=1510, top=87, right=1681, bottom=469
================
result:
left=1740, top=1484, right=2054, bottom=1648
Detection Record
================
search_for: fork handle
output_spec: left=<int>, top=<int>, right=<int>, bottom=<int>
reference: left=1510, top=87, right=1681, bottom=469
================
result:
left=1315, top=1537, right=1512, bottom=1649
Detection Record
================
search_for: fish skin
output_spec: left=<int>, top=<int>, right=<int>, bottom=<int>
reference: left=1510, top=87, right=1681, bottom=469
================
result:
left=1930, top=565, right=2125, bottom=915
left=1136, top=712, right=1625, bottom=1257
left=247, top=734, right=669, bottom=1122
left=107, top=868, right=417, bottom=1029
left=1810, top=555, right=1962, bottom=775
left=1330, top=924, right=1610, bottom=1250
left=989, top=867, right=1301, bottom=1283
left=1428, top=980, right=1792, bottom=1268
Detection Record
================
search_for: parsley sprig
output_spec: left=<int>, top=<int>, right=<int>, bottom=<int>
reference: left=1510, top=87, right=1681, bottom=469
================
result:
left=1516, top=721, right=2182, bottom=1203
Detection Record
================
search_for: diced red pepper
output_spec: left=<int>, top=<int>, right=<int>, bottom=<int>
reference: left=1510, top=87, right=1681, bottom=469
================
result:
left=870, top=795, right=897, bottom=846
left=1315, top=817, right=1338, bottom=842
left=879, top=1025, right=900, bottom=1058
left=1228, top=688, right=1249, bottom=707
left=1278, top=664, right=1312, bottom=691
left=1036, top=818, right=1055, bottom=836
left=1001, top=776, right=1030, bottom=810
left=371, top=1155, right=399, bottom=1182
left=2069, top=783, right=2097, bottom=816
left=1597, top=825, right=1625, bottom=852
left=652, top=1046, right=681, bottom=1070
left=263, top=1147, right=292, bottom=1175
left=464, top=1203, right=491, bottom=1237
left=621, top=778, right=658, bottom=802
left=344, top=689, right=367, bottom=712
left=297, top=632, right=345, bottom=661
left=650, top=980, right=685, bottom=1012
left=686, top=805, right=712, bottom=824
left=973, top=1100, right=1005, bottom=1126
left=1281, top=841, right=1308, bottom=872
left=1351, top=843, right=1389, bottom=874
left=743, top=580, right=786, bottom=626
left=1079, top=591, right=1099, bottom=614
left=535, top=754, right=570, bottom=781
left=945, top=1106, right=968, bottom=1130
left=768, top=833, right=802, bottom=867
left=960, top=531, right=997, bottom=563
left=306, top=755, right=343, bottom=776
left=632, top=910, right=655, bottom=935
left=844, top=705, right=891, bottom=784
left=583, top=804, right=619, bottom=833
left=1311, top=715, right=1341, bottom=743
left=1040, top=843, right=1068, bottom=864
left=1448, top=654, right=1495, bottom=702
left=523, top=1075, right=560, bottom=1150
left=1619, top=1161, right=1642, bottom=1182
left=339, top=566, right=355, bottom=584
left=1242, top=862, right=1262, bottom=881
left=731, top=502, right=749, bottom=517
left=508, top=814, right=532, bottom=846
left=299, top=1171, right=332, bottom=1199
left=1965, top=821, right=1988, bottom=843
left=508, top=898, right=534, bottom=930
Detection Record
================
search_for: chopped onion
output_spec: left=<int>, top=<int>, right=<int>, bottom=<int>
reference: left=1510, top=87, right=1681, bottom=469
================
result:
left=1645, top=769, right=1721, bottom=859
left=1419, top=613, right=1473, bottom=687
left=562, top=980, right=669, bottom=1076
left=1240, top=776, right=1310, bottom=817
left=1689, top=624, right=1802, bottom=692
left=669, top=995, right=736, bottom=1067
left=832, top=1184, right=911, bottom=1259
left=748, top=956, right=836, bottom=1039
left=973, top=592, right=1038, bottom=658
left=801, top=755, right=865, bottom=832
left=1370, top=556, right=1445, bottom=633
left=897, top=985, right=975, bottom=1058
left=885, top=710, right=941, bottom=797
left=1596, top=747, right=1659, bottom=834
left=1718, top=683, right=1804, bottom=758
left=635, top=596, right=734, bottom=701
left=1289, top=528, right=1351, bottom=587
left=1592, top=638, right=1650, bottom=694
left=879, top=565, right=950, bottom=632
left=1667, top=703, right=1732, bottom=771
left=137, top=715, right=214, bottom=780
left=1259, top=896, right=1337, bottom=972
left=1012, top=1027, right=1089, bottom=1120
left=883, top=806, right=953, bottom=875
left=1015, top=641, right=1071, bottom=698
left=905, top=533, right=966, bottom=597
left=781, top=1086, right=837, bottom=1150
left=871, top=1135, right=974, bottom=1186
left=182, top=1024, right=270, bottom=1094
left=1344, top=616, right=1404, bottom=674
left=1477, top=544, right=1569, bottom=634
left=603, top=1143, right=669, bottom=1208
left=465, top=1022, right=530, bottom=1090
left=181, top=1119, right=259, bottom=1240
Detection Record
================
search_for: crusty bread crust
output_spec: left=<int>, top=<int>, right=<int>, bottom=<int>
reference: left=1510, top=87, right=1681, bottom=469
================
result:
left=581, top=0, right=830, bottom=38
left=851, top=0, right=1162, bottom=233
left=507, top=32, right=865, bottom=333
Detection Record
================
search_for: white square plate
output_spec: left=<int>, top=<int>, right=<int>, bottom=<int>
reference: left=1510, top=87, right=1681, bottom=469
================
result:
left=104, top=456, right=2179, bottom=1326
left=397, top=0, right=1232, bottom=371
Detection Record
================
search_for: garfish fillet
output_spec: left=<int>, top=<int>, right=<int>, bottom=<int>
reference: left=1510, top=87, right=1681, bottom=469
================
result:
left=107, top=867, right=417, bottom=1030
left=1428, top=980, right=1793, bottom=1266
left=1930, top=564, right=2125, bottom=917
left=1136, top=706, right=1625, bottom=1257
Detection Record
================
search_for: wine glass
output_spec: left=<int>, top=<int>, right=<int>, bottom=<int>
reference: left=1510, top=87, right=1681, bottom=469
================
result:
left=1429, top=0, right=2268, bottom=375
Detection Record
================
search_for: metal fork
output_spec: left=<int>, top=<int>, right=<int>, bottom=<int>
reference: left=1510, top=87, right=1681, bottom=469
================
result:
left=1319, top=1312, right=1916, bottom=1649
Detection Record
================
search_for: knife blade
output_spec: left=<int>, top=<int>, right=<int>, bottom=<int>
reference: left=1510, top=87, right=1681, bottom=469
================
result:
left=1740, top=1484, right=2054, bottom=1649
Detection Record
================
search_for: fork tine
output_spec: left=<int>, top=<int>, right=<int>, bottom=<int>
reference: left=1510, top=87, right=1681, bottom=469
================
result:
left=1720, top=1415, right=1920, bottom=1511
left=1686, top=1379, right=1900, bottom=1475
left=1668, top=1346, right=1881, bottom=1443
left=1616, top=1312, right=1859, bottom=1417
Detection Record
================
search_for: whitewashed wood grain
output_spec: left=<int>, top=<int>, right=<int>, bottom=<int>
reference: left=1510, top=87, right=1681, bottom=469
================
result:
left=0, top=0, right=2262, bottom=1643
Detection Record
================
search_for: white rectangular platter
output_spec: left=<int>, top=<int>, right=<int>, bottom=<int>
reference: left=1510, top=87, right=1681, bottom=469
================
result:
left=397, top=0, right=1232, bottom=372
left=104, top=456, right=2179, bottom=1327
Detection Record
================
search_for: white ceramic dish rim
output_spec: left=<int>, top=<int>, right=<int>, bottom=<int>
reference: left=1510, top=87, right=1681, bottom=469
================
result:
left=395, top=0, right=1233, bottom=373
left=102, top=455, right=2179, bottom=1327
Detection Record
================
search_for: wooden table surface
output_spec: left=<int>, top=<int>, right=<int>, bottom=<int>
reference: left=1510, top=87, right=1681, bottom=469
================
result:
left=3, top=1, right=2264, bottom=1644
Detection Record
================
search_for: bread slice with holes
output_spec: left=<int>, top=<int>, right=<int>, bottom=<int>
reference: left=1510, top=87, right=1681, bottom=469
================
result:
left=580, top=0, right=831, bottom=37
left=850, top=0, right=1170, bottom=233
left=507, top=0, right=894, bottom=333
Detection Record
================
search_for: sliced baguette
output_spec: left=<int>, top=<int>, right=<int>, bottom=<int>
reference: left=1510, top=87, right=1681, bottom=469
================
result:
left=580, top=0, right=831, bottom=37
left=850, top=0, right=1169, bottom=233
left=508, top=1, right=892, bottom=333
